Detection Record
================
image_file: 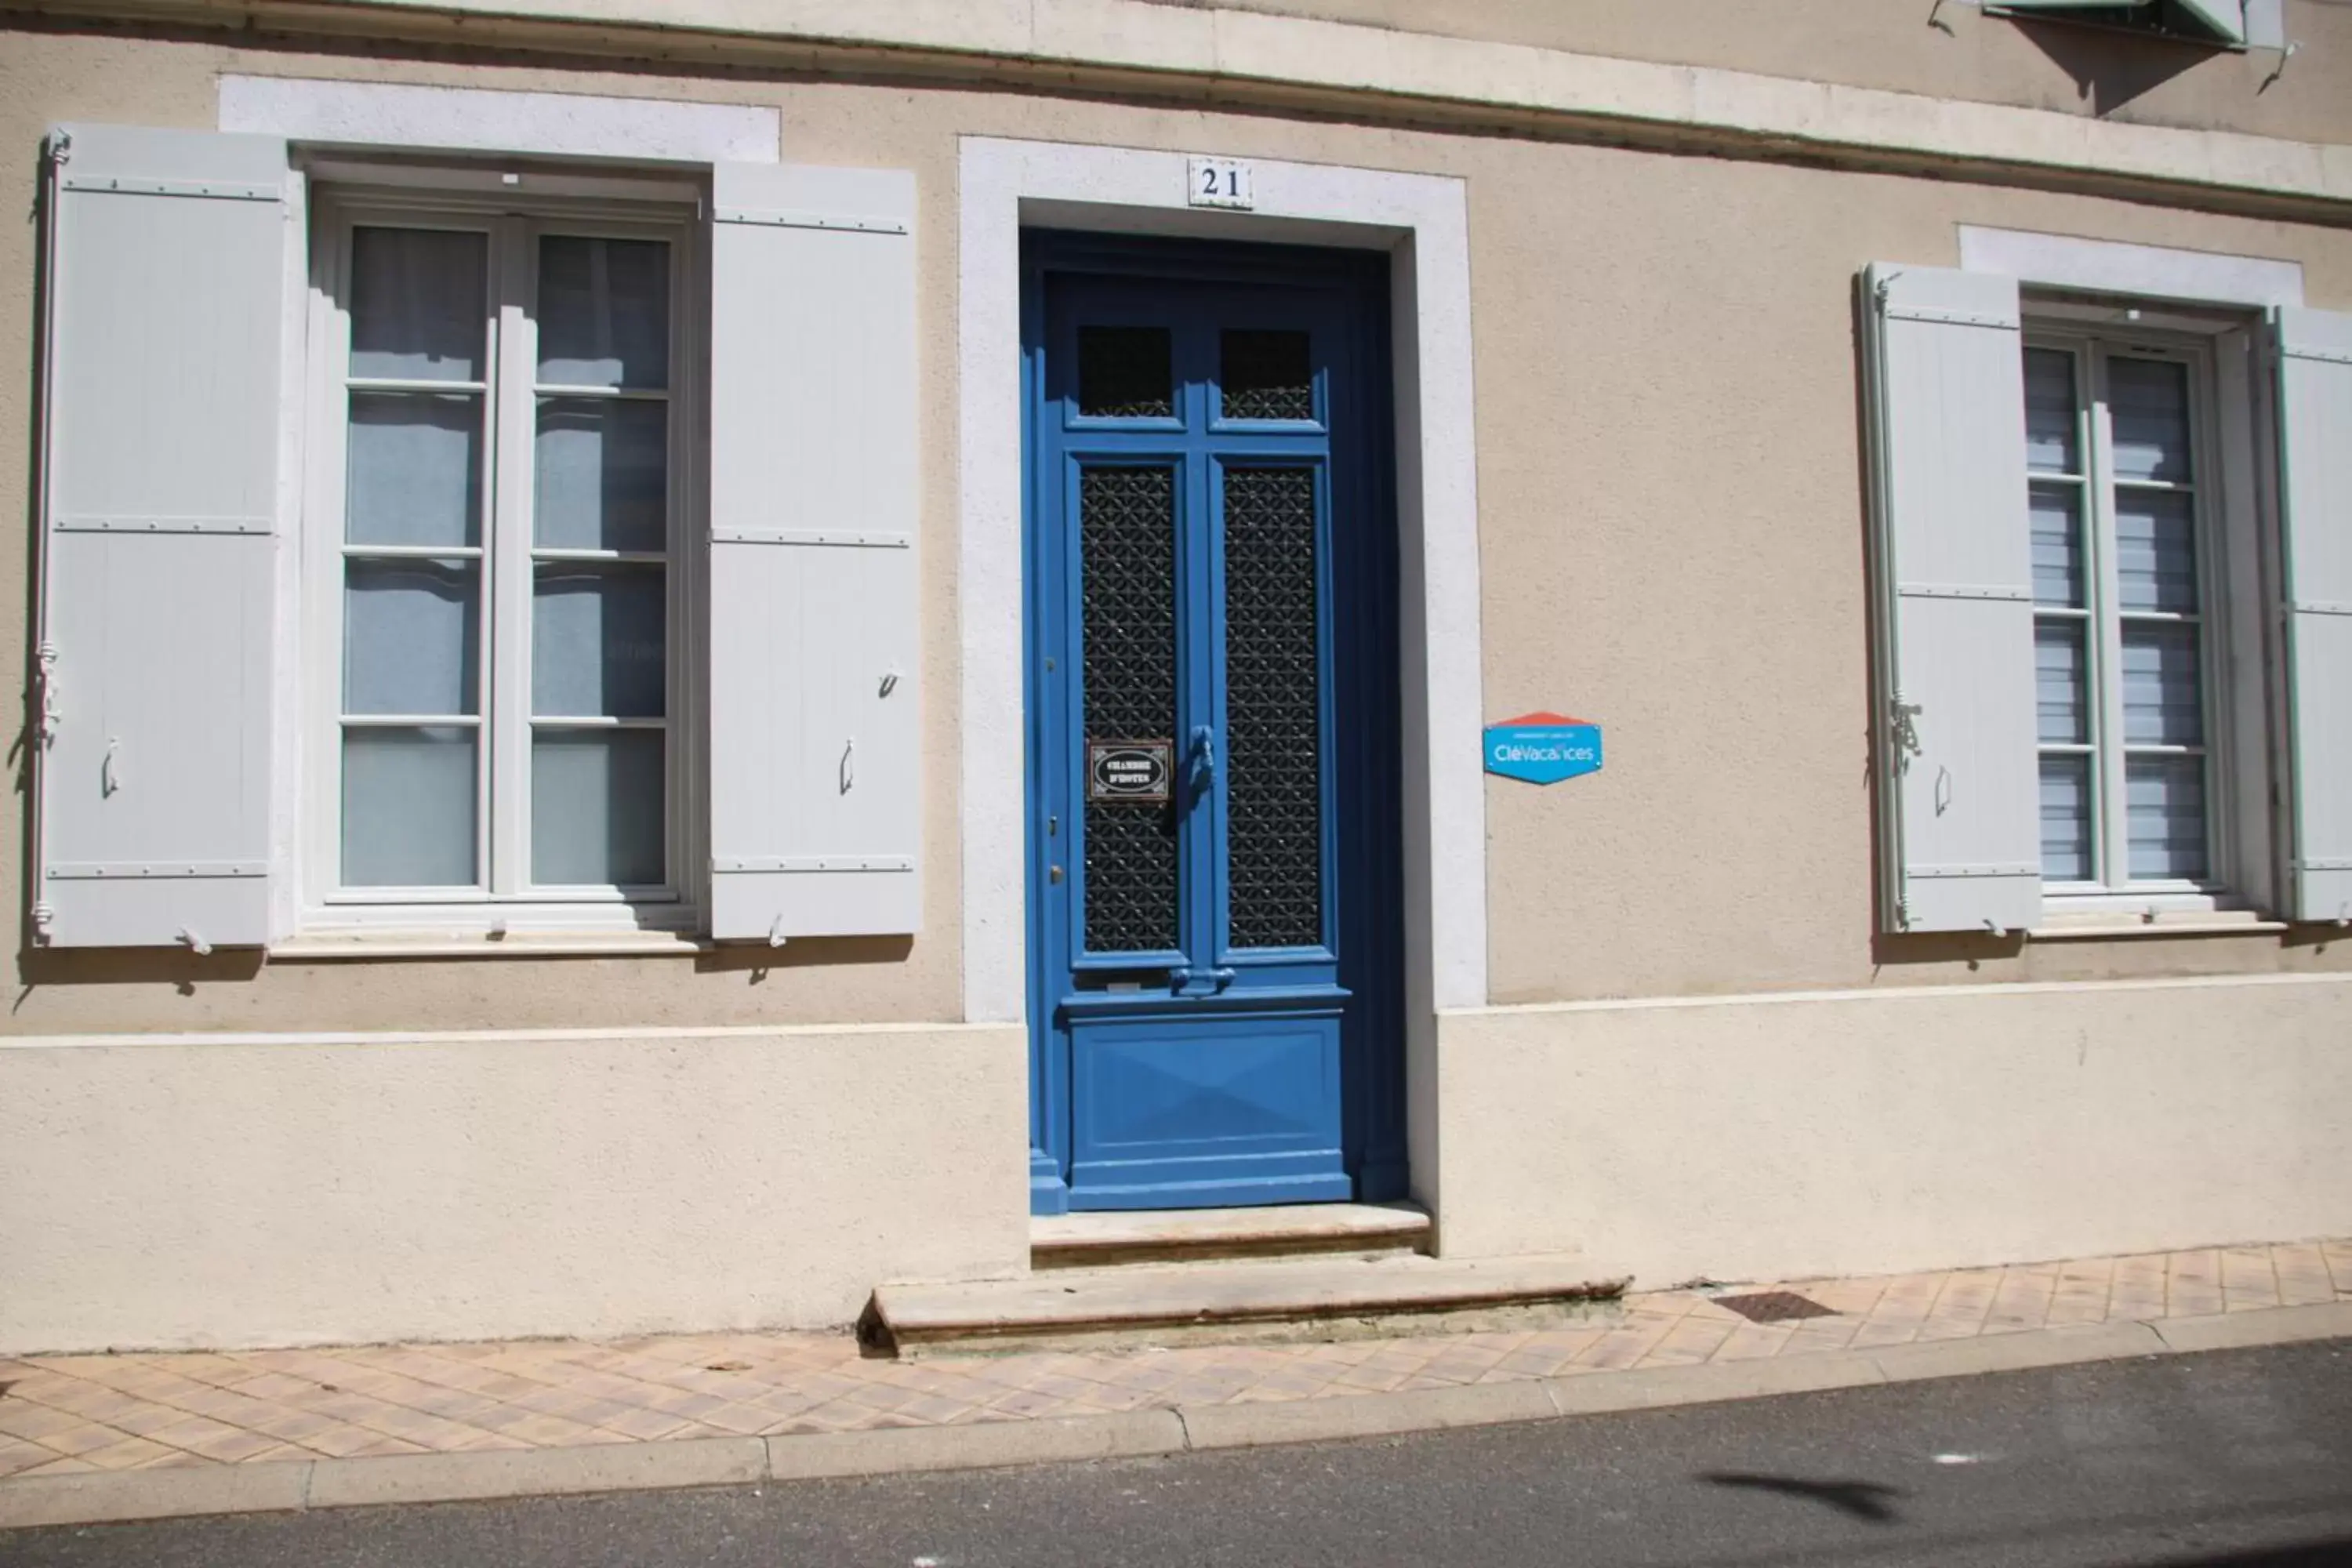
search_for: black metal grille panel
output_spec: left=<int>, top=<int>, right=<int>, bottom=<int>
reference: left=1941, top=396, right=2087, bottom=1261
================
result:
left=1077, top=327, right=1174, bottom=419
left=1223, top=466, right=1324, bottom=949
left=1080, top=466, right=1181, bottom=953
left=1221, top=330, right=1314, bottom=422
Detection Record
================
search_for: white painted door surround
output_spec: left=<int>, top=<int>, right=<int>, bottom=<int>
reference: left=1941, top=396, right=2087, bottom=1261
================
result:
left=956, top=137, right=1489, bottom=1040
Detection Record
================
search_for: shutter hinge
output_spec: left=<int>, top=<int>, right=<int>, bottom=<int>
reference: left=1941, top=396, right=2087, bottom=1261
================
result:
left=34, top=641, right=60, bottom=747
left=49, top=128, right=71, bottom=167
left=29, top=902, right=55, bottom=943
left=1889, top=692, right=1922, bottom=770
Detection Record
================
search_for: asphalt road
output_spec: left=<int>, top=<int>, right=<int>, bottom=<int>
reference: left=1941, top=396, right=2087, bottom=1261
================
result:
left=7, top=1340, right=2350, bottom=1568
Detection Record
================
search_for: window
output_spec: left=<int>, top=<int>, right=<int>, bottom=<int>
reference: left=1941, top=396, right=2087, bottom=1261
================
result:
left=309, top=195, right=698, bottom=927
left=2023, top=334, right=2226, bottom=896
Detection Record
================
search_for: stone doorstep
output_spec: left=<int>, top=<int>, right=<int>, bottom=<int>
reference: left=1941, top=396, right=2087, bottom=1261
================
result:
left=6, top=1301, right=2348, bottom=1533
left=869, top=1250, right=1628, bottom=1355
left=1029, top=1201, right=1434, bottom=1271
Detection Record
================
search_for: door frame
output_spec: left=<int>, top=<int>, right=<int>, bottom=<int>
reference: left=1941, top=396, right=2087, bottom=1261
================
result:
left=1021, top=233, right=1404, bottom=1214
left=958, top=139, right=1489, bottom=1226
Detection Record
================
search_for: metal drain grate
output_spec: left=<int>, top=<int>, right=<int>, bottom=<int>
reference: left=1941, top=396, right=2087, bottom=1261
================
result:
left=1712, top=1290, right=1837, bottom=1324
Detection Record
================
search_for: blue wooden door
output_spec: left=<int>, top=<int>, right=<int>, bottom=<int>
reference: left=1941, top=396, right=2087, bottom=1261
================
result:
left=1024, top=235, right=1404, bottom=1214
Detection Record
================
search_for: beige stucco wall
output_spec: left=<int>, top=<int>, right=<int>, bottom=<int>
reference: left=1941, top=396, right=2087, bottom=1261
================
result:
left=0, top=1024, right=1028, bottom=1352
left=2, top=27, right=2350, bottom=1038
left=1219, top=0, right=2352, bottom=147
left=1432, top=976, right=2352, bottom=1285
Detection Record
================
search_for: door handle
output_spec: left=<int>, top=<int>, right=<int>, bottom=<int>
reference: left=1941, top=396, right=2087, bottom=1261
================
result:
left=1189, top=724, right=1217, bottom=787
left=1172, top=964, right=1236, bottom=995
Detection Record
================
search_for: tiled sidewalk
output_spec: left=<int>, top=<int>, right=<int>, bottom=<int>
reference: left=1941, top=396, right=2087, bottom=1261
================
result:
left=3, top=1238, right=2346, bottom=1483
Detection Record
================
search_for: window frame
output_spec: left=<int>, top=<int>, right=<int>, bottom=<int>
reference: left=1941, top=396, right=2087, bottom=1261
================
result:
left=299, top=180, right=707, bottom=936
left=2021, top=308, right=2278, bottom=918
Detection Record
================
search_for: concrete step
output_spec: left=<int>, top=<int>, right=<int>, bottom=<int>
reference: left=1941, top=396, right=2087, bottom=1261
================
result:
left=868, top=1250, right=1627, bottom=1356
left=1030, top=1202, right=1433, bottom=1271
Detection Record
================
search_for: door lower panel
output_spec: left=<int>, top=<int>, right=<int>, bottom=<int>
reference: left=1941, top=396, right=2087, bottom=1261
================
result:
left=1067, top=1006, right=1349, bottom=1209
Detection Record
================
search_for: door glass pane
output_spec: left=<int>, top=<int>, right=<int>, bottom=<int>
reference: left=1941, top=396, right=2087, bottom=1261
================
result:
left=1221, top=331, right=1313, bottom=422
left=532, top=564, right=667, bottom=718
left=347, top=393, right=481, bottom=546
left=1076, top=327, right=1173, bottom=419
left=2115, top=489, right=2198, bottom=613
left=1223, top=466, right=1325, bottom=949
left=532, top=729, right=665, bottom=886
left=344, top=560, right=480, bottom=716
left=2034, top=620, right=2089, bottom=745
left=2120, top=624, right=2205, bottom=746
left=342, top=726, right=477, bottom=887
left=349, top=227, right=485, bottom=383
left=2030, top=481, right=2085, bottom=608
left=535, top=397, right=668, bottom=551
left=2127, top=756, right=2208, bottom=880
left=2039, top=755, right=2093, bottom=883
left=1079, top=466, right=1180, bottom=953
left=2107, top=357, right=2191, bottom=483
left=2023, top=348, right=2079, bottom=474
left=537, top=237, right=670, bottom=389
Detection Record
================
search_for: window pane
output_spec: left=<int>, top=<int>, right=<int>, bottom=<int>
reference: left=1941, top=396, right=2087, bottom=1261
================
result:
left=347, top=393, right=481, bottom=546
left=535, top=397, right=668, bottom=552
left=349, top=227, right=485, bottom=383
left=1221, top=330, right=1314, bottom=422
left=2120, top=623, right=2205, bottom=746
left=2127, top=755, right=2208, bottom=880
left=2024, top=348, right=2079, bottom=474
left=344, top=560, right=480, bottom=716
left=2040, top=755, right=2093, bottom=883
left=2107, top=357, right=2191, bottom=484
left=532, top=564, right=666, bottom=717
left=1076, top=327, right=1173, bottom=419
left=537, top=237, right=670, bottom=389
left=342, top=726, right=477, bottom=887
left=2035, top=620, right=2089, bottom=744
left=2115, top=488, right=2198, bottom=614
left=2030, top=481, right=2085, bottom=608
left=532, top=729, right=665, bottom=886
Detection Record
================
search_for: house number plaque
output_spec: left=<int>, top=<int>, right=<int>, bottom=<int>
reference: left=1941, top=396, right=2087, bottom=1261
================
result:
left=1087, top=740, right=1174, bottom=804
left=1187, top=156, right=1255, bottom=210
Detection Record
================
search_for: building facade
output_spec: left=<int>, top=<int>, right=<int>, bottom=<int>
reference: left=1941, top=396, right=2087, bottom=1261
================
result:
left=2, top=0, right=2348, bottom=1353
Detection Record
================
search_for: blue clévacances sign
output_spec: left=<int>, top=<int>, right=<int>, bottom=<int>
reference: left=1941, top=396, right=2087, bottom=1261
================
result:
left=1483, top=712, right=1603, bottom=785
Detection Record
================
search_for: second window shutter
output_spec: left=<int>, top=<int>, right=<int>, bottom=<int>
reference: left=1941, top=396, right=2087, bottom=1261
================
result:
left=2273, top=306, right=2352, bottom=924
left=1860, top=263, right=2043, bottom=936
left=33, top=125, right=289, bottom=949
left=706, top=163, right=920, bottom=940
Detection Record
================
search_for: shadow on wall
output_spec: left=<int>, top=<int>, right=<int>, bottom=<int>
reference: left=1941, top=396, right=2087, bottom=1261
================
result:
left=2005, top=15, right=2214, bottom=116
left=7, top=935, right=916, bottom=1011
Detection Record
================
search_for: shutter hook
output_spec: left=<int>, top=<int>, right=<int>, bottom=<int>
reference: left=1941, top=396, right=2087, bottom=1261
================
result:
left=1933, top=765, right=1952, bottom=817
left=101, top=736, right=121, bottom=797
left=879, top=670, right=900, bottom=699
left=177, top=927, right=211, bottom=956
left=840, top=735, right=856, bottom=795
left=768, top=913, right=789, bottom=949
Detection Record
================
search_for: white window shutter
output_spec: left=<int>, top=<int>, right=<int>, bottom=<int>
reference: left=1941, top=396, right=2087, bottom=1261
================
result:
left=2273, top=306, right=2352, bottom=924
left=706, top=163, right=920, bottom=940
left=2171, top=0, right=2248, bottom=44
left=1860, top=263, right=2042, bottom=936
left=32, top=125, right=288, bottom=949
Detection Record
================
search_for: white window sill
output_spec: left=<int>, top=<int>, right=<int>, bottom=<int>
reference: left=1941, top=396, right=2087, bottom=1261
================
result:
left=2029, top=907, right=2288, bottom=941
left=271, top=930, right=712, bottom=960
